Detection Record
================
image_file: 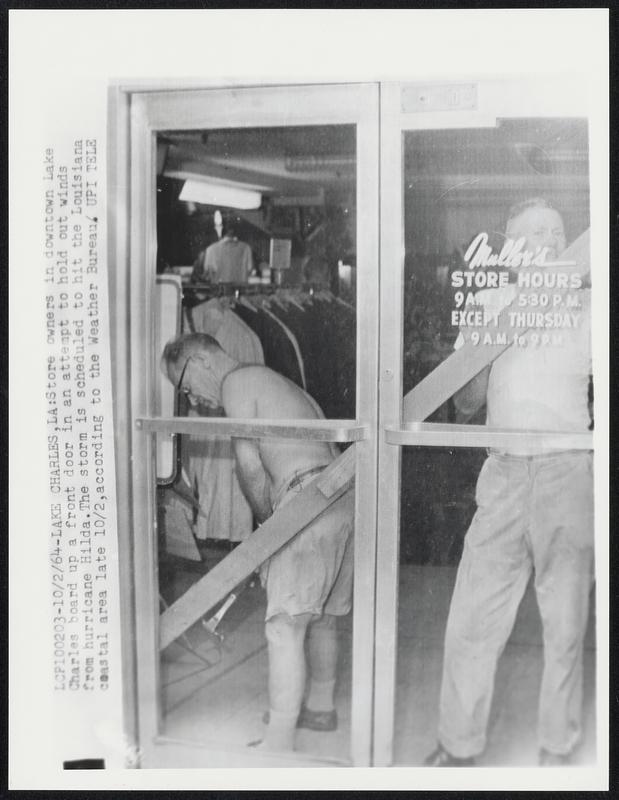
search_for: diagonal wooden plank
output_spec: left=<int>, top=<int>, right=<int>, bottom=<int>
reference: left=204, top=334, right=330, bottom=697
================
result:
left=159, top=230, right=590, bottom=649
left=404, top=228, right=590, bottom=421
left=160, top=447, right=355, bottom=650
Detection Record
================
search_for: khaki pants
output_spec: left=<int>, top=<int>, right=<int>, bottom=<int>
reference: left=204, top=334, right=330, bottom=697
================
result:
left=438, top=450, right=594, bottom=758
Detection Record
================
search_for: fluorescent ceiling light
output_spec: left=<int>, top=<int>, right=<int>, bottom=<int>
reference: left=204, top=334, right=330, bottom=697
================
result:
left=178, top=179, right=262, bottom=210
left=166, top=169, right=270, bottom=192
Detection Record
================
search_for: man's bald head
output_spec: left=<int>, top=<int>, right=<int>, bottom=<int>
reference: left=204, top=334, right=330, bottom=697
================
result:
left=161, top=333, right=223, bottom=373
left=505, top=197, right=566, bottom=261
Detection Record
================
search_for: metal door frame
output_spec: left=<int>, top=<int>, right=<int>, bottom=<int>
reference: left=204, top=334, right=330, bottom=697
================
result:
left=373, top=77, right=599, bottom=767
left=109, top=80, right=380, bottom=767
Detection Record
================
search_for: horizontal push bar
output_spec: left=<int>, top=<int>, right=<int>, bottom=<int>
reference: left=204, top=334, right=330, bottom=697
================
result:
left=385, top=422, right=593, bottom=451
left=136, top=416, right=367, bottom=443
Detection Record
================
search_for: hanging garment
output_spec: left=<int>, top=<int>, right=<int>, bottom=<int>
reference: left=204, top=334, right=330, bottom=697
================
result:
left=326, top=298, right=356, bottom=419
left=191, top=298, right=265, bottom=365
left=159, top=489, right=202, bottom=561
left=184, top=298, right=264, bottom=542
left=271, top=298, right=356, bottom=420
left=233, top=302, right=305, bottom=389
left=276, top=302, right=326, bottom=410
left=312, top=295, right=356, bottom=419
left=260, top=304, right=307, bottom=390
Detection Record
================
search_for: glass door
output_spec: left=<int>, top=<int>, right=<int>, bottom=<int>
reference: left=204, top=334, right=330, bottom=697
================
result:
left=375, top=79, right=598, bottom=768
left=124, top=83, right=380, bottom=767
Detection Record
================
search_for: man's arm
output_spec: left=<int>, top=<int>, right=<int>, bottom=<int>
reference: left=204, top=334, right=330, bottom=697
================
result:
left=301, top=386, right=339, bottom=459
left=453, top=365, right=490, bottom=422
left=222, top=375, right=273, bottom=523
left=232, top=437, right=273, bottom=523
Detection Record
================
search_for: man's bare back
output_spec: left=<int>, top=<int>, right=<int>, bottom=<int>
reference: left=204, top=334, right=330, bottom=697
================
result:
left=222, top=365, right=337, bottom=497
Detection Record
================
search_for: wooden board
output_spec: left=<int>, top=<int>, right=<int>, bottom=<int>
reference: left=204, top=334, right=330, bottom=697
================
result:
left=160, top=447, right=356, bottom=650
left=159, top=230, right=590, bottom=649
left=404, top=228, right=590, bottom=421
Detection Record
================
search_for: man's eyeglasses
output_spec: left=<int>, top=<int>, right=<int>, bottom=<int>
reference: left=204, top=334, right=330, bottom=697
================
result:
left=175, top=356, right=193, bottom=397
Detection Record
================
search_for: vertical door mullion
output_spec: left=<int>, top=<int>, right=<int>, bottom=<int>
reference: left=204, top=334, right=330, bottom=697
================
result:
left=349, top=90, right=380, bottom=766
left=108, top=86, right=140, bottom=760
left=129, top=95, right=162, bottom=760
left=373, top=82, right=405, bottom=767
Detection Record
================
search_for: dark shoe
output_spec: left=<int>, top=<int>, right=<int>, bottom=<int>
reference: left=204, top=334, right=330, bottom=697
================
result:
left=262, top=705, right=338, bottom=732
left=297, top=705, right=338, bottom=732
left=539, top=748, right=572, bottom=766
left=424, top=744, right=475, bottom=767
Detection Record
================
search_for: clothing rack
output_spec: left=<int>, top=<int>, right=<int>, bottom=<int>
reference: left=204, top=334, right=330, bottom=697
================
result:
left=181, top=281, right=354, bottom=311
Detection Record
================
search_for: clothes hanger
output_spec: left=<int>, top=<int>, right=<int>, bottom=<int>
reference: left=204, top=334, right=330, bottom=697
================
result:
left=314, top=286, right=354, bottom=310
left=281, top=290, right=305, bottom=311
left=268, top=292, right=289, bottom=311
left=235, top=290, right=258, bottom=312
left=301, top=286, right=315, bottom=305
left=333, top=294, right=355, bottom=310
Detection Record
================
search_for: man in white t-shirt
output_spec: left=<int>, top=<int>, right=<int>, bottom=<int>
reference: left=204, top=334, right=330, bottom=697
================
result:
left=425, top=199, right=594, bottom=767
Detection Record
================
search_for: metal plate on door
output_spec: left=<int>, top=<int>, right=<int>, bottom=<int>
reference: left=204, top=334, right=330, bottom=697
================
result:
left=401, top=82, right=477, bottom=113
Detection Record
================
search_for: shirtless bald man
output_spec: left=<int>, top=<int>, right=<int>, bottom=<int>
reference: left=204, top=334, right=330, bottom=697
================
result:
left=162, top=333, right=354, bottom=752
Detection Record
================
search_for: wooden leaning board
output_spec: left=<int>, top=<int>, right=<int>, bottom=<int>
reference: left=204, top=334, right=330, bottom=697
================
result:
left=159, top=445, right=356, bottom=649
left=159, top=229, right=590, bottom=650
left=405, top=229, right=590, bottom=420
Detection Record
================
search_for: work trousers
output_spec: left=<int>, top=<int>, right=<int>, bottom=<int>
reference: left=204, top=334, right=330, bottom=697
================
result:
left=438, top=450, right=594, bottom=759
